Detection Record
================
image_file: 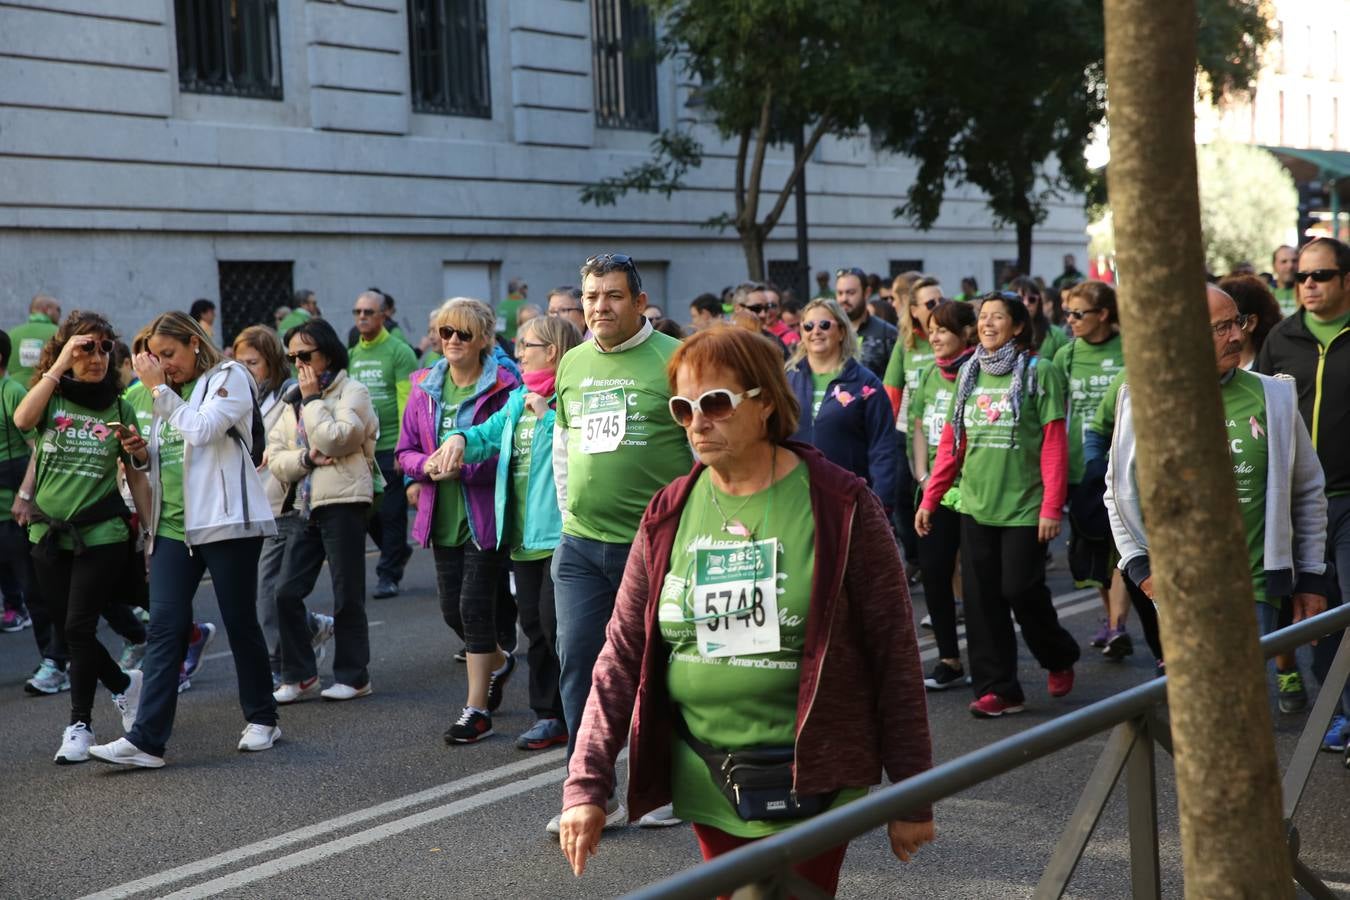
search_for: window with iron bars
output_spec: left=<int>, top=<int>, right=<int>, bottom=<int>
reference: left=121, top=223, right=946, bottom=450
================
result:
left=175, top=0, right=283, bottom=100
left=408, top=0, right=492, bottom=118
left=591, top=0, right=659, bottom=131
left=217, top=260, right=294, bottom=346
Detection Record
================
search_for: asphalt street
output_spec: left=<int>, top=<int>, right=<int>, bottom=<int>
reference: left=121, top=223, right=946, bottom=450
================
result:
left=2, top=539, right=1347, bottom=899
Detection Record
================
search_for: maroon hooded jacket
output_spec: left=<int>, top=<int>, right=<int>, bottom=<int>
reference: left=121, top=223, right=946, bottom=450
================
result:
left=562, top=441, right=934, bottom=824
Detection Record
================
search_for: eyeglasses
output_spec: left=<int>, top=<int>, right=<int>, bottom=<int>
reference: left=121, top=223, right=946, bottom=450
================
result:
left=286, top=349, right=316, bottom=364
left=352, top=308, right=380, bottom=318
left=517, top=340, right=550, bottom=350
left=741, top=303, right=779, bottom=314
left=801, top=320, right=834, bottom=333
left=549, top=307, right=584, bottom=317
left=1209, top=314, right=1251, bottom=336
left=1065, top=308, right=1101, bottom=321
left=77, top=338, right=115, bottom=356
left=668, top=387, right=762, bottom=427
left=1294, top=268, right=1344, bottom=284
left=439, top=326, right=475, bottom=342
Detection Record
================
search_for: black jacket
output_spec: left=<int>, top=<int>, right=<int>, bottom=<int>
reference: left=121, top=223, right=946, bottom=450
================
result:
left=1256, top=308, right=1350, bottom=495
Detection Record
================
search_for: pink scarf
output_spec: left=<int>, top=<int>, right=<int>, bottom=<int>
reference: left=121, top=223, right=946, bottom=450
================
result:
left=523, top=368, right=556, bottom=396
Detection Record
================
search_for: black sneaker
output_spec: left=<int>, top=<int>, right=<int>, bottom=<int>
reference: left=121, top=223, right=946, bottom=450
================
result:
left=487, top=654, right=516, bottom=712
left=454, top=647, right=467, bottom=664
left=924, top=661, right=966, bottom=691
left=372, top=578, right=399, bottom=599
left=1102, top=629, right=1134, bottom=660
left=444, top=707, right=493, bottom=744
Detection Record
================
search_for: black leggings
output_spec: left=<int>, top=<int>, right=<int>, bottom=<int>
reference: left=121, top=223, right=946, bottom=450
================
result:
left=31, top=543, right=131, bottom=726
left=433, top=542, right=509, bottom=654
left=918, top=503, right=962, bottom=660
left=1124, top=575, right=1163, bottom=662
left=513, top=556, right=563, bottom=720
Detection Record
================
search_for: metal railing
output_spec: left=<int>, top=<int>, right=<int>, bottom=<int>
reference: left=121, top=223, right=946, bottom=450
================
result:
left=626, top=604, right=1350, bottom=900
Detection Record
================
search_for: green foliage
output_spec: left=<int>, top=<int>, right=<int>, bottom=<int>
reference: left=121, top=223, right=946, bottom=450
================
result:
left=579, top=131, right=703, bottom=206
left=1197, top=139, right=1297, bottom=274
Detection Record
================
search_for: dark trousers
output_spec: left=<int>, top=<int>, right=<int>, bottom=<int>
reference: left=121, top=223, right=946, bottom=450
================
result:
left=552, top=534, right=631, bottom=758
left=366, top=449, right=412, bottom=585
left=433, top=541, right=508, bottom=655
left=31, top=543, right=130, bottom=727
left=918, top=503, right=962, bottom=660
left=0, top=519, right=28, bottom=612
left=1123, top=576, right=1163, bottom=662
left=892, top=432, right=918, bottom=563
left=0, top=521, right=60, bottom=664
left=514, top=555, right=563, bottom=721
left=129, top=535, right=275, bottom=758
left=1312, top=495, right=1350, bottom=714
left=275, top=504, right=370, bottom=687
left=960, top=516, right=1080, bottom=703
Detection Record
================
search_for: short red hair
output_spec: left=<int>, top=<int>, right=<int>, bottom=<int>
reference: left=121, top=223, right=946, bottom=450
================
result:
left=666, top=325, right=799, bottom=442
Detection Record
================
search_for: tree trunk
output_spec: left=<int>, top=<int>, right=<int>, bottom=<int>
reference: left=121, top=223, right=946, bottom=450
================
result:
left=740, top=227, right=766, bottom=281
left=1015, top=218, right=1033, bottom=277
left=1103, top=1, right=1294, bottom=898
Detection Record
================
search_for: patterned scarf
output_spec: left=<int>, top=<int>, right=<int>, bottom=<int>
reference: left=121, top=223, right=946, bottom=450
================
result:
left=294, top=371, right=336, bottom=519
left=950, top=341, right=1036, bottom=454
left=935, top=346, right=976, bottom=381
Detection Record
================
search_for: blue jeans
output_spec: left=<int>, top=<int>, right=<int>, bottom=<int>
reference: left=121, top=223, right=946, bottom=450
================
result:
left=129, top=536, right=275, bottom=758
left=551, top=534, right=631, bottom=758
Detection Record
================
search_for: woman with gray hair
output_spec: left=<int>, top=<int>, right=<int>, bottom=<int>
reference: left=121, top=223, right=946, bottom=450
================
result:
left=785, top=298, right=896, bottom=504
left=397, top=298, right=521, bottom=744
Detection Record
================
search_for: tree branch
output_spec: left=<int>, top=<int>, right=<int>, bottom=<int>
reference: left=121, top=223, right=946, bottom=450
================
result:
left=742, top=86, right=774, bottom=230
left=734, top=127, right=750, bottom=223
left=761, top=115, right=831, bottom=235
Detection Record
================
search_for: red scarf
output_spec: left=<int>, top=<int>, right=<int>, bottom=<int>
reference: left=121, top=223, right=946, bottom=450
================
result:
left=934, top=346, right=976, bottom=381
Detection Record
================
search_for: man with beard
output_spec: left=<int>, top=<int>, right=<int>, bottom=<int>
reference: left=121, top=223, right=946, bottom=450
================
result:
left=835, top=267, right=896, bottom=378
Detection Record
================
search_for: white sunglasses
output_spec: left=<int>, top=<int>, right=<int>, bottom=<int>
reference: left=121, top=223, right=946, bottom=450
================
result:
left=668, top=387, right=762, bottom=427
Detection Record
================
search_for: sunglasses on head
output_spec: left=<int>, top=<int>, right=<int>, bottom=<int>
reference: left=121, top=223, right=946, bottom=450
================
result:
left=1295, top=268, right=1344, bottom=284
left=585, top=252, right=644, bottom=291
left=439, top=326, right=474, bottom=342
left=801, top=320, right=834, bottom=333
left=286, top=349, right=316, bottom=364
left=668, top=387, right=762, bottom=427
left=78, top=338, right=115, bottom=356
left=835, top=267, right=867, bottom=281
left=1065, top=308, right=1101, bottom=321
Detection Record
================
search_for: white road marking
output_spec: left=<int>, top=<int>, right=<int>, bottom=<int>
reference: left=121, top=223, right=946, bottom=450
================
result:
left=77, top=749, right=567, bottom=900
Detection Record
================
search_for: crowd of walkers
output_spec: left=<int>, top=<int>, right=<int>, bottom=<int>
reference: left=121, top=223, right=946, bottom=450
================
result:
left=3, top=238, right=1348, bottom=893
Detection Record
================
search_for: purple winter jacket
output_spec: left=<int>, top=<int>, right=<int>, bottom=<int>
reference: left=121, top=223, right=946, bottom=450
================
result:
left=395, top=359, right=518, bottom=549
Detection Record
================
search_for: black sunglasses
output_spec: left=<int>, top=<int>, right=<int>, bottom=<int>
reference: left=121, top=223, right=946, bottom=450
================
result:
left=741, top=303, right=779, bottom=314
left=802, top=320, right=834, bottom=333
left=439, top=326, right=475, bottom=342
left=1065, top=308, right=1101, bottom=321
left=585, top=252, right=644, bottom=291
left=1295, top=268, right=1344, bottom=284
left=77, top=338, right=115, bottom=356
left=923, top=297, right=944, bottom=310
left=286, top=349, right=316, bottom=364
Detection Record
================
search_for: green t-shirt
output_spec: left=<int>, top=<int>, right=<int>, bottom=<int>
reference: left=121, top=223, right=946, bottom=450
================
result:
left=883, top=337, right=935, bottom=432
left=1273, top=285, right=1297, bottom=317
left=655, top=463, right=864, bottom=837
left=0, top=375, right=35, bottom=522
left=1221, top=369, right=1270, bottom=602
left=277, top=307, right=312, bottom=336
left=122, top=382, right=155, bottom=436
left=497, top=297, right=525, bottom=340
left=421, top=348, right=443, bottom=368
left=507, top=408, right=551, bottom=562
left=1054, top=334, right=1125, bottom=484
left=1087, top=369, right=1129, bottom=438
left=1304, top=310, right=1350, bottom=349
left=950, top=359, right=1066, bottom=528
left=8, top=314, right=58, bottom=390
left=809, top=370, right=836, bottom=419
left=155, top=379, right=197, bottom=542
left=555, top=331, right=692, bottom=544
left=30, top=394, right=135, bottom=549
left=349, top=329, right=419, bottom=452
left=911, top=364, right=963, bottom=513
left=1038, top=324, right=1069, bottom=363
left=432, top=381, right=477, bottom=548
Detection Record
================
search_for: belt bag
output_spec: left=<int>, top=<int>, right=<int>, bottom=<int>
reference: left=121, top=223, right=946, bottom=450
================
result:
left=674, top=708, right=837, bottom=822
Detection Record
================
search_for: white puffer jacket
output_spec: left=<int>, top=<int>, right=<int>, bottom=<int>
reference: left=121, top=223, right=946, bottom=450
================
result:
left=143, top=360, right=278, bottom=548
left=267, top=370, right=378, bottom=511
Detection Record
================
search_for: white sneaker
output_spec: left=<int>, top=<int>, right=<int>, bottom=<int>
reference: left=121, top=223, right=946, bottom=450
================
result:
left=238, top=723, right=281, bottom=752
left=919, top=614, right=933, bottom=629
left=54, top=722, right=96, bottom=765
left=311, top=613, right=335, bottom=664
left=549, top=797, right=627, bottom=836
left=273, top=676, right=321, bottom=704
left=111, top=669, right=143, bottom=733
left=637, top=803, right=683, bottom=828
left=88, top=737, right=164, bottom=768
left=320, top=682, right=372, bottom=701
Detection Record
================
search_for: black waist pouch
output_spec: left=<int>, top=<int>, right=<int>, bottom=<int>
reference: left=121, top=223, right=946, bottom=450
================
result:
left=674, top=708, right=838, bottom=822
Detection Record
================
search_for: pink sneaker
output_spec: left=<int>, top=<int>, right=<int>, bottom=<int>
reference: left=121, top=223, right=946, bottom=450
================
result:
left=1048, top=668, right=1075, bottom=698
left=968, top=693, right=1025, bottom=718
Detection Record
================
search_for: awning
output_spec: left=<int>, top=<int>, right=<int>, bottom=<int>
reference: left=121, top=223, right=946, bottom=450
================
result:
left=1262, top=146, right=1350, bottom=181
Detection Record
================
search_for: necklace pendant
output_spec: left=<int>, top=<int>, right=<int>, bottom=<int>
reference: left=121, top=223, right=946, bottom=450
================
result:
left=725, top=521, right=751, bottom=538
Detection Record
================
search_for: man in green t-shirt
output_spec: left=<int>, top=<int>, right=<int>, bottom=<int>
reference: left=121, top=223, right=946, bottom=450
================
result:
left=550, top=252, right=691, bottom=829
left=278, top=289, right=320, bottom=336
left=1271, top=244, right=1298, bottom=316
left=0, top=330, right=37, bottom=632
left=8, top=294, right=61, bottom=390
left=1108, top=284, right=1329, bottom=699
left=497, top=278, right=528, bottom=342
left=348, top=291, right=419, bottom=598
